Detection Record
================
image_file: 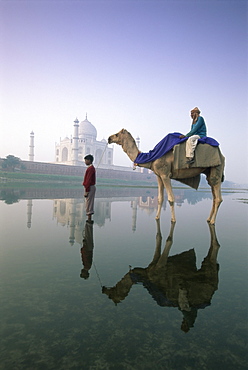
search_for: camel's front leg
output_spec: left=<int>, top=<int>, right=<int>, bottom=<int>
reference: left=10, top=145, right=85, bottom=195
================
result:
left=162, top=176, right=176, bottom=223
left=156, top=221, right=176, bottom=268
left=155, top=176, right=164, bottom=220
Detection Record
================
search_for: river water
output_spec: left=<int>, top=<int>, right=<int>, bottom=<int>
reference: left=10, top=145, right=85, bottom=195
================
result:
left=0, top=186, right=247, bottom=370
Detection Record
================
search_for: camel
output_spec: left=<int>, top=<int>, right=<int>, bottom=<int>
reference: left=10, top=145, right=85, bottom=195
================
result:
left=102, top=220, right=220, bottom=332
left=108, top=129, right=225, bottom=224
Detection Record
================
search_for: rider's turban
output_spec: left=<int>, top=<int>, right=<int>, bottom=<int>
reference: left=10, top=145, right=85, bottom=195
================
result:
left=191, top=107, right=201, bottom=114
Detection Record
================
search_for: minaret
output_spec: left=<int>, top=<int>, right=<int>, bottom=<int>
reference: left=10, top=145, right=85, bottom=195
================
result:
left=131, top=199, right=138, bottom=232
left=69, top=199, right=77, bottom=246
left=27, top=199, right=33, bottom=228
left=29, top=131, right=34, bottom=161
left=136, top=136, right=140, bottom=149
left=135, top=136, right=141, bottom=172
left=72, top=118, right=79, bottom=165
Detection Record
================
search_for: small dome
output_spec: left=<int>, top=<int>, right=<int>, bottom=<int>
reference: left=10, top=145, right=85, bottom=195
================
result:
left=79, top=116, right=97, bottom=139
left=62, top=136, right=70, bottom=141
left=101, top=138, right=107, bottom=143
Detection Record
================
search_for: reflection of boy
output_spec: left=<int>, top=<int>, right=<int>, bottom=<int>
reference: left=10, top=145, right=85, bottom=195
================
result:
left=80, top=221, right=94, bottom=279
left=82, top=154, right=96, bottom=221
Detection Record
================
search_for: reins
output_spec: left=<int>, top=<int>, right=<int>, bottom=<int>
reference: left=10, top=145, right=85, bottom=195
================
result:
left=93, top=261, right=103, bottom=288
left=96, top=142, right=108, bottom=169
left=92, top=142, right=108, bottom=288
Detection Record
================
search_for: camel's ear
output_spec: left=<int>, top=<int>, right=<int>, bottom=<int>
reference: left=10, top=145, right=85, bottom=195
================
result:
left=121, top=128, right=125, bottom=133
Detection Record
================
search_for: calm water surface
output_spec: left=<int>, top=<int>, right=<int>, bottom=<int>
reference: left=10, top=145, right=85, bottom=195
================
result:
left=0, top=187, right=247, bottom=370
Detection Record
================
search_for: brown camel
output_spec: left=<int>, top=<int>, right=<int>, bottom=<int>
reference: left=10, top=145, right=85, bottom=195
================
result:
left=108, top=129, right=225, bottom=224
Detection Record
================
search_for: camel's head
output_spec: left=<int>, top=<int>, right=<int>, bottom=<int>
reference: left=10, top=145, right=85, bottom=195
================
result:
left=102, top=286, right=122, bottom=305
left=108, top=128, right=127, bottom=145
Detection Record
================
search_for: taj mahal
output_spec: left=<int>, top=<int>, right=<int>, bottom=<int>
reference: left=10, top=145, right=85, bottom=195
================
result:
left=28, top=115, right=141, bottom=171
left=55, top=115, right=114, bottom=168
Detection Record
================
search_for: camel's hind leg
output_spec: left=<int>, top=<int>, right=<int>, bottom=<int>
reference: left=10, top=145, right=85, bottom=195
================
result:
left=206, top=164, right=224, bottom=224
left=206, top=224, right=220, bottom=263
left=207, top=182, right=223, bottom=224
left=206, top=156, right=225, bottom=224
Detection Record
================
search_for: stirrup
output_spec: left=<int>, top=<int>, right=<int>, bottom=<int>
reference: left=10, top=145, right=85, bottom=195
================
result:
left=186, top=158, right=195, bottom=164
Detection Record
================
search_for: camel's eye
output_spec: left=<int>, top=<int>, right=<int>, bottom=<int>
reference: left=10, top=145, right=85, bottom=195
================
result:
left=116, top=133, right=118, bottom=137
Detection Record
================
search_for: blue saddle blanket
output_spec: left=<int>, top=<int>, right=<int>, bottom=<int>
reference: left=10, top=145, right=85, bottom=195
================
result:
left=135, top=132, right=219, bottom=164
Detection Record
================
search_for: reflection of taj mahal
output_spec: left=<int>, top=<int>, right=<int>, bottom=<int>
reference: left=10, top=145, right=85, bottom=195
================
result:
left=23, top=189, right=213, bottom=239
left=53, top=198, right=112, bottom=245
left=52, top=196, right=163, bottom=244
left=55, top=115, right=113, bottom=167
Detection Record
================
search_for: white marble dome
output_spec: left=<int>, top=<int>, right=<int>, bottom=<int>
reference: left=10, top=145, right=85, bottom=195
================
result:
left=79, top=117, right=97, bottom=139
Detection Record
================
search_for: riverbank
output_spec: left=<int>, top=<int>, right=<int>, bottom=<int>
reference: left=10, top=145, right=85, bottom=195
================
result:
left=0, top=170, right=158, bottom=189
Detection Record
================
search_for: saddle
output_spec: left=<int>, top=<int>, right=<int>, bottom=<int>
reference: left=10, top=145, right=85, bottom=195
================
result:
left=172, top=141, right=223, bottom=189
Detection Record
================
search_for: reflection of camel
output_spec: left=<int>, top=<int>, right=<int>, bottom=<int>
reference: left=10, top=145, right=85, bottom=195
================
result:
left=80, top=221, right=94, bottom=279
left=102, top=221, right=220, bottom=332
left=108, top=129, right=225, bottom=224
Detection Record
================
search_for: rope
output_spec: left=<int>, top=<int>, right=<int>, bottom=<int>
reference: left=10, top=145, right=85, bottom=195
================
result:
left=93, top=261, right=103, bottom=288
left=96, top=142, right=108, bottom=168
left=91, top=144, right=108, bottom=287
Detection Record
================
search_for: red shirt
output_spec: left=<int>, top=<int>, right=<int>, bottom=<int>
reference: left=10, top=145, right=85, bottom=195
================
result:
left=83, top=165, right=96, bottom=192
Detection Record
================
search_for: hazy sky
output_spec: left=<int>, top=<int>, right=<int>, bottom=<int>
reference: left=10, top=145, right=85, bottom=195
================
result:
left=0, top=0, right=247, bottom=183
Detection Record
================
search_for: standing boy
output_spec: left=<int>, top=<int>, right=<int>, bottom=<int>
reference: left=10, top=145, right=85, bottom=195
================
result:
left=82, top=154, right=96, bottom=222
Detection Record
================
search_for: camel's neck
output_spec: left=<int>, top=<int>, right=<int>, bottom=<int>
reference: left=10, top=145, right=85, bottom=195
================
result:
left=121, top=135, right=139, bottom=162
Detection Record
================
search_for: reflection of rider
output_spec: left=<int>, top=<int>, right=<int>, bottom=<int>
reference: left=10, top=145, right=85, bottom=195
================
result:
left=80, top=220, right=94, bottom=279
left=181, top=307, right=198, bottom=333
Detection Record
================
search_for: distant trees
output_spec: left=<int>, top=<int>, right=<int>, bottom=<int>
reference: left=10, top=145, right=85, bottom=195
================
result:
left=1, top=155, right=25, bottom=171
left=0, top=189, right=22, bottom=204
